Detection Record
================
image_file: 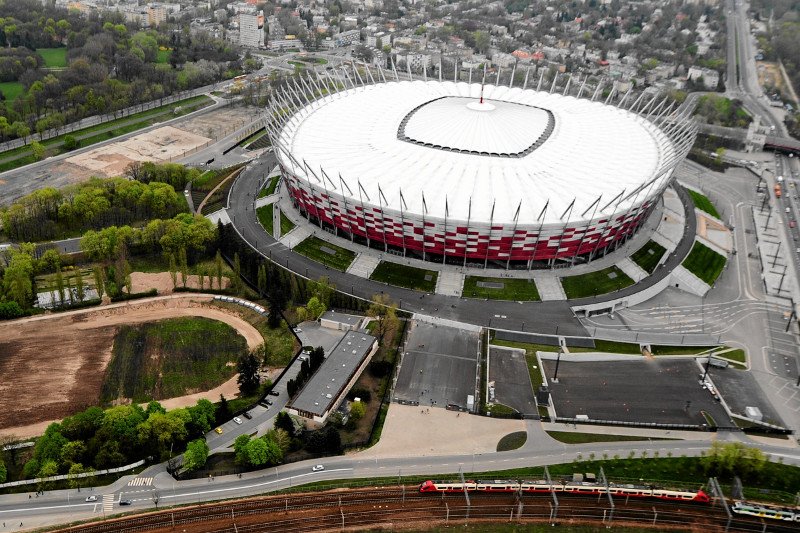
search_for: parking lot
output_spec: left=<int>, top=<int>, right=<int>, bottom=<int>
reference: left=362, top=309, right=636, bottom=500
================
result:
left=394, top=322, right=480, bottom=410
left=708, top=367, right=786, bottom=427
left=294, top=321, right=348, bottom=354
left=488, top=346, right=537, bottom=415
left=541, top=358, right=732, bottom=426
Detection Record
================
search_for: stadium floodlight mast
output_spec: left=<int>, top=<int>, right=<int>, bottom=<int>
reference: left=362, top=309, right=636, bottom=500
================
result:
left=266, top=62, right=697, bottom=269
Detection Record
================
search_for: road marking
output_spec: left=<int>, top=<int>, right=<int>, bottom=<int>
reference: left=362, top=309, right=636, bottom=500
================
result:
left=102, top=494, right=114, bottom=514
left=128, top=477, right=153, bottom=487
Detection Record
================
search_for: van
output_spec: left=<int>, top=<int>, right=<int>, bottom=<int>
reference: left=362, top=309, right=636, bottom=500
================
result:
left=708, top=358, right=729, bottom=369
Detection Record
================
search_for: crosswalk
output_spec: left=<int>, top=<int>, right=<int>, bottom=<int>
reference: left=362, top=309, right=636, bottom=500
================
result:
left=128, top=477, right=153, bottom=487
left=102, top=494, right=114, bottom=514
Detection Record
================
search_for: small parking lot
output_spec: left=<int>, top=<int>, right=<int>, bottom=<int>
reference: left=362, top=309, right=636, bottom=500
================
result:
left=294, top=321, right=347, bottom=353
left=488, top=346, right=537, bottom=415
left=394, top=322, right=480, bottom=410
left=542, top=358, right=732, bottom=426
left=708, top=367, right=786, bottom=427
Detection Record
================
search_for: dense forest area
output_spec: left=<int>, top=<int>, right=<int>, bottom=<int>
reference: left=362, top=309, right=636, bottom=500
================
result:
left=0, top=0, right=246, bottom=143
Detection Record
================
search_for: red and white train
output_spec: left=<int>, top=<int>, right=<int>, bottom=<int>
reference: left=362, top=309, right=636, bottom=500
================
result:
left=419, top=479, right=710, bottom=503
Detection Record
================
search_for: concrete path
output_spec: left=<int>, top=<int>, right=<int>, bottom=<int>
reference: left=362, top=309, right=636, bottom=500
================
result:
left=206, top=208, right=231, bottom=226
left=652, top=187, right=685, bottom=251
left=436, top=271, right=464, bottom=297
left=616, top=257, right=648, bottom=283
left=272, top=202, right=282, bottom=239
left=671, top=264, right=711, bottom=297
left=279, top=224, right=310, bottom=248
left=534, top=276, right=567, bottom=301
left=255, top=193, right=278, bottom=208
left=753, top=206, right=799, bottom=298
left=346, top=253, right=381, bottom=278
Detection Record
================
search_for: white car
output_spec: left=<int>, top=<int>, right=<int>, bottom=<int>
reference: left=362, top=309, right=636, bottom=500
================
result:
left=85, top=495, right=98, bottom=502
left=233, top=417, right=243, bottom=425
left=293, top=327, right=302, bottom=333
left=312, top=464, right=325, bottom=472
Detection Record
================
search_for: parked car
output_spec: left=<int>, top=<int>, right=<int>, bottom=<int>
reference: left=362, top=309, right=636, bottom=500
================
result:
left=242, top=411, right=253, bottom=420
left=268, top=390, right=280, bottom=396
left=233, top=417, right=243, bottom=425
left=264, top=399, right=273, bottom=406
left=214, top=427, right=223, bottom=434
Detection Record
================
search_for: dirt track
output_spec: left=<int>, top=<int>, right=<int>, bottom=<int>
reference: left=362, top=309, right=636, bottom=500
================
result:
left=0, top=294, right=262, bottom=439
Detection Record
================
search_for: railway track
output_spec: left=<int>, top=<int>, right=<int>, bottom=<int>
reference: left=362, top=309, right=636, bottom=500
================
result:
left=55, top=486, right=797, bottom=533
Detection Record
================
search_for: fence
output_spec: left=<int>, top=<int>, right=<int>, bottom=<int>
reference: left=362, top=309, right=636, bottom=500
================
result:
left=0, top=460, right=144, bottom=489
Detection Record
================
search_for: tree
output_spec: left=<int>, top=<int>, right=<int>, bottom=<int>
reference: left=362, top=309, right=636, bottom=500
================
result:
left=168, top=253, right=178, bottom=289
left=55, top=267, right=65, bottom=306
left=179, top=247, right=188, bottom=288
left=0, top=459, right=6, bottom=483
left=243, top=438, right=269, bottom=466
left=237, top=353, right=260, bottom=396
left=274, top=411, right=295, bottom=437
left=257, top=263, right=267, bottom=295
left=349, top=400, right=366, bottom=422
left=182, top=439, right=209, bottom=472
left=367, top=293, right=399, bottom=345
left=189, top=399, right=216, bottom=435
left=234, top=434, right=251, bottom=465
left=215, top=250, right=223, bottom=289
left=217, top=394, right=232, bottom=423
left=75, top=270, right=85, bottom=302
left=63, top=135, right=78, bottom=151
left=306, top=296, right=326, bottom=320
left=265, top=428, right=290, bottom=454
left=232, top=252, right=242, bottom=295
left=92, top=267, right=105, bottom=300
left=31, top=140, right=45, bottom=161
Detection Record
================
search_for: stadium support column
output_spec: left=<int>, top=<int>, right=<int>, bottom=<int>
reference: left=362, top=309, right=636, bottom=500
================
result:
left=442, top=197, right=449, bottom=265
left=551, top=199, right=575, bottom=268
left=421, top=192, right=429, bottom=262
left=588, top=190, right=625, bottom=263
left=338, top=174, right=355, bottom=243
left=506, top=201, right=522, bottom=270
left=377, top=184, right=390, bottom=252
left=536, top=69, right=545, bottom=91
left=357, top=179, right=372, bottom=249
left=399, top=189, right=409, bottom=257
left=573, top=195, right=602, bottom=266
left=529, top=201, right=549, bottom=270
left=463, top=196, right=473, bottom=268
left=522, top=67, right=530, bottom=90
left=484, top=200, right=495, bottom=270
left=508, top=64, right=516, bottom=88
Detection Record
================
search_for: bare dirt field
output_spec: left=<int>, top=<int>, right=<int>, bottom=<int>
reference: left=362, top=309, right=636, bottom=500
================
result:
left=65, top=126, right=210, bottom=177
left=176, top=107, right=256, bottom=140
left=0, top=294, right=262, bottom=439
left=130, top=272, right=230, bottom=294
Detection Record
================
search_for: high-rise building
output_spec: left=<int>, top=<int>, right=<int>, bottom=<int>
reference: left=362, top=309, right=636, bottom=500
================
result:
left=239, top=13, right=263, bottom=48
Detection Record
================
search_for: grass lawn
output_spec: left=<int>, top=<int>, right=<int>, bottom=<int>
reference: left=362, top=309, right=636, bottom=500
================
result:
left=370, top=261, right=438, bottom=292
left=264, top=175, right=280, bottom=196
left=0, top=81, right=24, bottom=101
left=293, top=236, right=356, bottom=271
left=650, top=345, right=718, bottom=356
left=463, top=276, right=540, bottom=301
left=101, top=317, right=247, bottom=404
left=238, top=128, right=267, bottom=148
left=720, top=348, right=746, bottom=364
left=496, top=431, right=527, bottom=452
left=36, top=47, right=67, bottom=67
left=560, top=266, right=634, bottom=299
left=682, top=242, right=726, bottom=285
left=630, top=240, right=667, bottom=274
left=687, top=189, right=721, bottom=218
left=486, top=403, right=518, bottom=416
left=280, top=210, right=295, bottom=234
left=156, top=49, right=171, bottom=64
left=546, top=431, right=676, bottom=444
left=256, top=204, right=275, bottom=235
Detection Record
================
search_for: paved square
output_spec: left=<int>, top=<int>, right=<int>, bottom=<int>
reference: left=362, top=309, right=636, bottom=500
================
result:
left=394, top=322, right=480, bottom=409
left=542, top=358, right=732, bottom=426
left=706, top=367, right=785, bottom=427
left=489, top=346, right=537, bottom=415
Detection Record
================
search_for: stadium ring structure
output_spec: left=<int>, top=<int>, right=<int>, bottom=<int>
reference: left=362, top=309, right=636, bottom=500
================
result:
left=264, top=64, right=697, bottom=269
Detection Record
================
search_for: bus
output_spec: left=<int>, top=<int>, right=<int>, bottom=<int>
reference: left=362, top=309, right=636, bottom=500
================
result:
left=775, top=184, right=782, bottom=197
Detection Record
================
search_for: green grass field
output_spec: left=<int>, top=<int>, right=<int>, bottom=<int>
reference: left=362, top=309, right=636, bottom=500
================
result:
left=560, top=266, right=635, bottom=299
left=36, top=47, right=67, bottom=67
left=370, top=262, right=438, bottom=292
left=280, top=210, right=295, bottom=235
left=0, top=81, right=24, bottom=101
left=462, top=276, right=540, bottom=301
left=630, top=240, right=667, bottom=274
left=687, top=189, right=721, bottom=218
left=100, top=317, right=247, bottom=404
left=682, top=241, right=726, bottom=285
left=256, top=204, right=275, bottom=235
left=496, top=431, right=527, bottom=452
left=546, top=431, right=675, bottom=444
left=293, top=236, right=356, bottom=271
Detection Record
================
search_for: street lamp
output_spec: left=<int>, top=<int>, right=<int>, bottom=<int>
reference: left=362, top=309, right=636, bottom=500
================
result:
left=702, top=352, right=713, bottom=382
left=552, top=348, right=563, bottom=383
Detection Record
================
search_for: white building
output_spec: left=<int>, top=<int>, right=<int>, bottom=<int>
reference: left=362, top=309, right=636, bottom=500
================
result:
left=687, top=66, right=719, bottom=90
left=239, top=13, right=263, bottom=48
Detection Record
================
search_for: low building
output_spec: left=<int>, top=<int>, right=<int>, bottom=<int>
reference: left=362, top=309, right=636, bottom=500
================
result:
left=287, top=330, right=378, bottom=424
left=319, top=311, right=364, bottom=331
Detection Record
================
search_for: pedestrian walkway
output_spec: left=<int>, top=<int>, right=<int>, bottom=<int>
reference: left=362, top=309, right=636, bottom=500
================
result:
left=752, top=206, right=799, bottom=299
left=534, top=276, right=566, bottom=301
left=616, top=257, right=648, bottom=283
left=436, top=271, right=464, bottom=297
left=102, top=494, right=114, bottom=514
left=671, top=263, right=710, bottom=297
left=651, top=187, right=685, bottom=251
left=346, top=253, right=381, bottom=278
left=279, top=223, right=310, bottom=248
left=206, top=208, right=231, bottom=226
left=272, top=202, right=282, bottom=239
left=255, top=193, right=278, bottom=208
left=127, top=477, right=153, bottom=487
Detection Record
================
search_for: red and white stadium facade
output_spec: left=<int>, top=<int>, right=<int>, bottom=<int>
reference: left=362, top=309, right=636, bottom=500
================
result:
left=265, top=65, right=697, bottom=268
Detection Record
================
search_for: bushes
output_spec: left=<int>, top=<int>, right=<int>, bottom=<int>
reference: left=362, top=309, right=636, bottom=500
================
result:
left=0, top=301, right=24, bottom=319
left=109, top=288, right=158, bottom=302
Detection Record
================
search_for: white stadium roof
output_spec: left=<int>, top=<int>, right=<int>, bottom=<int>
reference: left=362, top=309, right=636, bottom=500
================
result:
left=277, top=80, right=678, bottom=224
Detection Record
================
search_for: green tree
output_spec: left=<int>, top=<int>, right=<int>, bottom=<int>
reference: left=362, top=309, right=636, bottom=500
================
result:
left=31, top=140, right=45, bottom=161
left=179, top=247, right=188, bottom=288
left=367, top=293, right=398, bottom=346
left=237, top=353, right=260, bottom=396
left=243, top=437, right=269, bottom=466
left=234, top=434, right=251, bottom=465
left=215, top=250, right=223, bottom=289
left=306, top=296, right=326, bottom=320
left=189, top=399, right=216, bottom=435
left=63, top=135, right=79, bottom=151
left=55, top=267, right=65, bottom=306
left=168, top=253, right=178, bottom=289
left=92, top=267, right=105, bottom=300
left=0, top=459, right=7, bottom=483
left=37, top=459, right=59, bottom=480
left=182, top=439, right=209, bottom=472
left=232, top=252, right=242, bottom=295
left=75, top=271, right=85, bottom=302
left=349, top=400, right=366, bottom=422
left=266, top=428, right=291, bottom=455
left=257, top=263, right=267, bottom=295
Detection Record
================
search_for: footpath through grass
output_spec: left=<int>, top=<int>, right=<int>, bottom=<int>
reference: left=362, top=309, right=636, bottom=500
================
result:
left=463, top=276, right=540, bottom=301
left=0, top=95, right=213, bottom=172
left=630, top=240, right=667, bottom=274
left=682, top=241, right=726, bottom=285
left=100, top=317, right=248, bottom=404
left=293, top=236, right=356, bottom=271
left=561, top=266, right=634, bottom=299
left=687, top=189, right=721, bottom=218
left=370, top=261, right=438, bottom=292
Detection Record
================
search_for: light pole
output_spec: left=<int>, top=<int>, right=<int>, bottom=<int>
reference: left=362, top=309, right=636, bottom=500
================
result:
left=702, top=353, right=713, bottom=382
left=552, top=348, right=563, bottom=383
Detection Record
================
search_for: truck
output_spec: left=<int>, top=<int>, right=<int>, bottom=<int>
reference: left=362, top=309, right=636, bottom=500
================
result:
left=775, top=183, right=782, bottom=197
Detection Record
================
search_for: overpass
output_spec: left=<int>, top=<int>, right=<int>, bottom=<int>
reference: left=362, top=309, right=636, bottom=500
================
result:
left=765, top=135, right=800, bottom=155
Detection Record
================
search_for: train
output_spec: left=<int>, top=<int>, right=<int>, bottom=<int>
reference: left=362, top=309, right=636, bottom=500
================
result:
left=731, top=500, right=800, bottom=522
left=418, top=480, right=709, bottom=503
left=419, top=480, right=800, bottom=522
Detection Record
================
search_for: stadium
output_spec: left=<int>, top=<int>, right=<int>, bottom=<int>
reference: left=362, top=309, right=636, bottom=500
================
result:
left=265, top=66, right=697, bottom=268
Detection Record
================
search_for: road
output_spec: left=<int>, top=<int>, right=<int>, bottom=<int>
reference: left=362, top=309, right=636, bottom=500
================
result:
left=2, top=426, right=799, bottom=530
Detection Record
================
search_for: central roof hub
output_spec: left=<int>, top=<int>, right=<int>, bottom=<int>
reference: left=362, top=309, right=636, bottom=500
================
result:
left=398, top=96, right=555, bottom=157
